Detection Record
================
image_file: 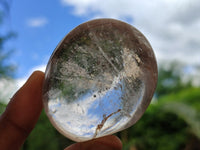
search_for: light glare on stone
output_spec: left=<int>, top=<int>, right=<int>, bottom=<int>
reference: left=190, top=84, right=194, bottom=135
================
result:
left=43, top=19, right=158, bottom=142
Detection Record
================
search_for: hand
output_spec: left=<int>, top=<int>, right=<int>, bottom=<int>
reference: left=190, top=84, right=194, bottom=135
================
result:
left=0, top=71, right=122, bottom=150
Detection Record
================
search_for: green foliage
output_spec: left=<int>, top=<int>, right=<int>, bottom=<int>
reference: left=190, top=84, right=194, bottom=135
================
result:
left=0, top=1, right=16, bottom=78
left=159, top=87, right=200, bottom=110
left=158, top=87, right=200, bottom=139
left=0, top=32, right=16, bottom=78
left=120, top=105, right=188, bottom=150
left=162, top=102, right=200, bottom=139
left=0, top=102, right=6, bottom=114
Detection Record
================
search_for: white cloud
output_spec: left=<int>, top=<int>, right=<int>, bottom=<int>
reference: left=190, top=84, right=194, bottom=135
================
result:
left=0, top=65, right=46, bottom=104
left=27, top=17, right=48, bottom=27
left=61, top=0, right=200, bottom=66
left=0, top=78, right=17, bottom=104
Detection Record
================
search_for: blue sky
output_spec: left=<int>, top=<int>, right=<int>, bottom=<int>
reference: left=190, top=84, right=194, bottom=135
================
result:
left=6, top=0, right=87, bottom=78
left=2, top=0, right=200, bottom=80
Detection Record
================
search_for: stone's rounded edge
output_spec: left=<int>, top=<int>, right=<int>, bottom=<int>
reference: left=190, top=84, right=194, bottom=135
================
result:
left=42, top=18, right=158, bottom=142
left=122, top=39, right=158, bottom=130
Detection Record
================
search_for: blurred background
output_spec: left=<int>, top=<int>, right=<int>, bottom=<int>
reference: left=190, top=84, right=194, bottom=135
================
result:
left=0, top=0, right=200, bottom=149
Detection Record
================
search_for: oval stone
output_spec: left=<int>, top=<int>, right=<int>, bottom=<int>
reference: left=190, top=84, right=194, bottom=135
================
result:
left=43, top=19, right=158, bottom=142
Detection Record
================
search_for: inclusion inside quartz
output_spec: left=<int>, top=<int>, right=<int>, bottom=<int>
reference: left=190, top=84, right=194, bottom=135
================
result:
left=43, top=19, right=157, bottom=142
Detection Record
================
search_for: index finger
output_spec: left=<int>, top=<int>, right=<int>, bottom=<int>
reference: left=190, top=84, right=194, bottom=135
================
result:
left=0, top=71, right=45, bottom=150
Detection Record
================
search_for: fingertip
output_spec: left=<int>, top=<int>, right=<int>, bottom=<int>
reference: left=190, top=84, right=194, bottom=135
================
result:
left=25, top=70, right=45, bottom=86
left=17, top=70, right=45, bottom=100
left=31, top=70, right=45, bottom=77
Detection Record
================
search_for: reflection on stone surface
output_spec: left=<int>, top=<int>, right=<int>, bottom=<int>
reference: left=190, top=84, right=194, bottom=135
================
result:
left=43, top=19, right=158, bottom=142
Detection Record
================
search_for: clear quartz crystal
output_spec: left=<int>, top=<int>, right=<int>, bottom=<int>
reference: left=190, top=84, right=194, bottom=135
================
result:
left=43, top=19, right=158, bottom=142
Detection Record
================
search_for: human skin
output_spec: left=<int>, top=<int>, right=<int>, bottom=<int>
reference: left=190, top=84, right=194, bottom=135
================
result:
left=0, top=71, right=122, bottom=150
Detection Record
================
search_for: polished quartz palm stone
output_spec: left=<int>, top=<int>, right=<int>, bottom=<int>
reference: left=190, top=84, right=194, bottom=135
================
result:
left=43, top=19, right=158, bottom=142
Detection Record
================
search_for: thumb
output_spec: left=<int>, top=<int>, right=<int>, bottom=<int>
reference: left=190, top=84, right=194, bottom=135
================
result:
left=65, top=135, right=122, bottom=150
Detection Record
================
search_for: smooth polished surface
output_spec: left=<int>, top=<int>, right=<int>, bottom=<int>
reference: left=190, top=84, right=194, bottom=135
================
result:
left=43, top=19, right=158, bottom=142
